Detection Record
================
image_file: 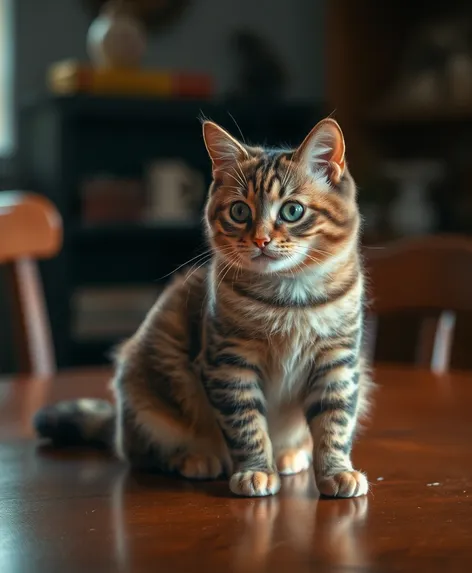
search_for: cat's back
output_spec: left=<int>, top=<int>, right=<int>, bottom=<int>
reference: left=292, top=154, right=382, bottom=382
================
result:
left=116, top=263, right=210, bottom=366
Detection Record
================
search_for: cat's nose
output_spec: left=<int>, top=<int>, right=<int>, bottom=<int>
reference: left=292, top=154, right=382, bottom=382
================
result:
left=253, top=236, right=271, bottom=249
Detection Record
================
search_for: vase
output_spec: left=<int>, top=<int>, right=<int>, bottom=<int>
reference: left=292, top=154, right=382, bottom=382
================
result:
left=86, top=0, right=146, bottom=69
left=382, top=160, right=443, bottom=237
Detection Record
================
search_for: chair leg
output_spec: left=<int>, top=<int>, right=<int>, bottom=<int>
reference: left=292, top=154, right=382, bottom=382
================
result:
left=431, top=311, right=456, bottom=375
left=6, top=258, right=56, bottom=377
left=416, top=312, right=456, bottom=374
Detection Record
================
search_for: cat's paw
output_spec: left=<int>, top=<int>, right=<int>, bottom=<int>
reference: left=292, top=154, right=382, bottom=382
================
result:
left=276, top=448, right=312, bottom=475
left=317, top=470, right=368, bottom=498
left=175, top=454, right=224, bottom=480
left=230, top=470, right=281, bottom=497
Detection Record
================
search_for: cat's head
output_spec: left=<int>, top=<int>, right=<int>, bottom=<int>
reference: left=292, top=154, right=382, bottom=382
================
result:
left=202, top=118, right=360, bottom=275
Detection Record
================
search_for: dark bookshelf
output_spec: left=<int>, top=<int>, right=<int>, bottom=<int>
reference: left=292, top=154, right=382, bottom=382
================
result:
left=19, top=94, right=324, bottom=367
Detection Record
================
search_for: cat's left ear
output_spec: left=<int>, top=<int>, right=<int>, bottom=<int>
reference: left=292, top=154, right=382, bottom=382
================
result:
left=295, top=118, right=346, bottom=185
left=202, top=121, right=248, bottom=174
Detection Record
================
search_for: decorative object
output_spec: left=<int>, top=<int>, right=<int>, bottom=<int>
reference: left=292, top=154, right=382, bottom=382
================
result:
left=80, top=175, right=146, bottom=223
left=87, top=0, right=147, bottom=69
left=83, top=0, right=190, bottom=32
left=47, top=59, right=213, bottom=98
left=374, top=14, right=472, bottom=114
left=226, top=29, right=287, bottom=100
left=382, top=160, right=444, bottom=237
left=146, top=160, right=205, bottom=222
left=446, top=50, right=472, bottom=105
left=357, top=172, right=397, bottom=243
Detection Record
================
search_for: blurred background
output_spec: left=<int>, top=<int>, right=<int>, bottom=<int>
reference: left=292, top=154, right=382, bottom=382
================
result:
left=1, top=0, right=472, bottom=374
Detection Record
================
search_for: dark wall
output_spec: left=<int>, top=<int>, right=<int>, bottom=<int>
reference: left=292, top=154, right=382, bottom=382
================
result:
left=1, top=0, right=326, bottom=373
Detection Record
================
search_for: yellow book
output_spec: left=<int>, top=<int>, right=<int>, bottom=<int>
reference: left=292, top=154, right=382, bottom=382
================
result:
left=48, top=60, right=176, bottom=97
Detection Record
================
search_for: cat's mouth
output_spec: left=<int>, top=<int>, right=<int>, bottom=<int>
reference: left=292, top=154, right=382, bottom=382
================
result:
left=252, top=251, right=279, bottom=260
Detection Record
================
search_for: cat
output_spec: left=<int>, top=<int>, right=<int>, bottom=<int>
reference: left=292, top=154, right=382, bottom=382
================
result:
left=34, top=117, right=372, bottom=498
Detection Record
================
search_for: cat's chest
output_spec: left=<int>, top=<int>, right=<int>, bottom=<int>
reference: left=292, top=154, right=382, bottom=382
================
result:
left=262, top=329, right=317, bottom=403
left=260, top=298, right=351, bottom=402
left=259, top=303, right=342, bottom=340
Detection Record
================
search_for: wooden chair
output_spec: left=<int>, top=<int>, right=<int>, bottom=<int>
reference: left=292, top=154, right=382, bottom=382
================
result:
left=363, top=234, right=472, bottom=373
left=0, top=192, right=62, bottom=377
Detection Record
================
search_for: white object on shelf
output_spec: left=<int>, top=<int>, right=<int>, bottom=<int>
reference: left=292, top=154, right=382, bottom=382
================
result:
left=447, top=52, right=472, bottom=105
left=146, top=159, right=205, bottom=222
left=382, top=160, right=443, bottom=236
left=87, top=0, right=146, bottom=69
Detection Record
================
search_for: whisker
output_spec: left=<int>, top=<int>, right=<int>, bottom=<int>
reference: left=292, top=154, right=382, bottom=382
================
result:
left=221, top=185, right=243, bottom=191
left=288, top=247, right=323, bottom=265
left=290, top=244, right=332, bottom=258
left=311, top=248, right=333, bottom=257
left=156, top=248, right=214, bottom=280
left=281, top=154, right=294, bottom=189
left=215, top=259, right=234, bottom=292
left=182, top=246, right=234, bottom=285
left=228, top=166, right=246, bottom=189
left=227, top=111, right=246, bottom=144
left=234, top=161, right=248, bottom=185
left=218, top=261, right=235, bottom=292
left=222, top=190, right=247, bottom=202
left=226, top=171, right=246, bottom=188
left=183, top=256, right=214, bottom=285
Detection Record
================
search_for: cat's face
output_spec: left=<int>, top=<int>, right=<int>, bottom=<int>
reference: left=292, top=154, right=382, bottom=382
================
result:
left=203, top=118, right=359, bottom=275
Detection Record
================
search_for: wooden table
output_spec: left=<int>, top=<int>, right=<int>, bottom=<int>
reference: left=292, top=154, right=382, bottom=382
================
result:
left=0, top=365, right=471, bottom=572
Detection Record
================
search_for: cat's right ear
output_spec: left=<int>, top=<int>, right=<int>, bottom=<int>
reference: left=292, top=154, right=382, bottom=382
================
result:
left=295, top=118, right=346, bottom=185
left=202, top=121, right=248, bottom=173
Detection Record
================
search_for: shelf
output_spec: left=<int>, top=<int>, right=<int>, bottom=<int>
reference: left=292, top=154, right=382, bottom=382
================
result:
left=69, top=222, right=207, bottom=286
left=367, top=102, right=472, bottom=127
left=22, top=93, right=323, bottom=129
left=70, top=220, right=203, bottom=245
left=21, top=95, right=323, bottom=369
left=70, top=339, right=117, bottom=366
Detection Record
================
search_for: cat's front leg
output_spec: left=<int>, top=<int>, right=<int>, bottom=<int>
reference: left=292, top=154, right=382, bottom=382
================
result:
left=304, top=351, right=368, bottom=498
left=202, top=354, right=280, bottom=497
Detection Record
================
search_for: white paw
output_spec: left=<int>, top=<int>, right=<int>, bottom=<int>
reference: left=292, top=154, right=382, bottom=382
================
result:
left=317, top=470, right=368, bottom=498
left=277, top=449, right=312, bottom=475
left=230, top=470, right=281, bottom=497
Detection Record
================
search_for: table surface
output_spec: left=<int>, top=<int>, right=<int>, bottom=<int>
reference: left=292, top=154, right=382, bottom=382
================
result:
left=0, top=365, right=471, bottom=573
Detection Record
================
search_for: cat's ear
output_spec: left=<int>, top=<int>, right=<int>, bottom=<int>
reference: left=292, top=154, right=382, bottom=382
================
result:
left=202, top=121, right=248, bottom=173
left=295, top=118, right=346, bottom=185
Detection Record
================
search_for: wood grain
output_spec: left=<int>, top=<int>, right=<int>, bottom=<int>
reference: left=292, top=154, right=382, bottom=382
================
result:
left=0, top=365, right=471, bottom=572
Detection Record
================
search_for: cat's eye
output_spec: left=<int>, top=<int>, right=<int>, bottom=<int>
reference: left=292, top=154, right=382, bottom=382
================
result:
left=280, top=202, right=304, bottom=222
left=230, top=201, right=251, bottom=223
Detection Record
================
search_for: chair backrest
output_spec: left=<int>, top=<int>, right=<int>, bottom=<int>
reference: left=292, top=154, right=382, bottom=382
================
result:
left=363, top=234, right=472, bottom=373
left=0, top=192, right=62, bottom=376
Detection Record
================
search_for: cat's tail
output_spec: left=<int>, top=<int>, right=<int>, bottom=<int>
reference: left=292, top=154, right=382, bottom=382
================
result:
left=33, top=399, right=115, bottom=449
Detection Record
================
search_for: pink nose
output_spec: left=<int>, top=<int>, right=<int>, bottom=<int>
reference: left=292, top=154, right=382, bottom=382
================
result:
left=253, top=236, right=271, bottom=249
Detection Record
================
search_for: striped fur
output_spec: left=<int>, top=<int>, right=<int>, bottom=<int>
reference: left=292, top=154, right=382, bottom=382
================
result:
left=33, top=118, right=372, bottom=498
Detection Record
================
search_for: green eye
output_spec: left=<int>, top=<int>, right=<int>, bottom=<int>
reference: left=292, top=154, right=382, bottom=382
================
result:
left=230, top=201, right=251, bottom=223
left=280, top=202, right=304, bottom=222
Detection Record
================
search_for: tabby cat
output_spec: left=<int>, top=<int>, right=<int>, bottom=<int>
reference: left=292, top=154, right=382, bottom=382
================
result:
left=34, top=117, right=371, bottom=498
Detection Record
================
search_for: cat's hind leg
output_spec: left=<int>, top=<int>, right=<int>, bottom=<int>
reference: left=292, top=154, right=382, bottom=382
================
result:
left=114, top=379, right=230, bottom=480
left=276, top=441, right=313, bottom=476
left=168, top=450, right=227, bottom=479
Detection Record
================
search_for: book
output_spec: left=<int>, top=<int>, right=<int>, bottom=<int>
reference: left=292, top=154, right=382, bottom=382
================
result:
left=47, top=60, right=214, bottom=98
left=80, top=175, right=146, bottom=223
left=72, top=285, right=163, bottom=340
